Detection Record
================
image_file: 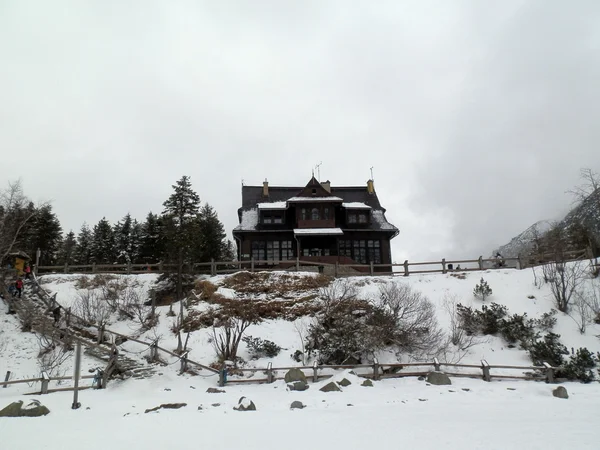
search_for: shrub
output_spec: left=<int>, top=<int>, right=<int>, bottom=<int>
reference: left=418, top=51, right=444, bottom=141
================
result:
left=532, top=310, right=557, bottom=332
left=242, top=335, right=281, bottom=359
left=498, top=313, right=538, bottom=349
left=528, top=333, right=569, bottom=367
left=456, top=303, right=508, bottom=335
left=473, top=278, right=492, bottom=301
left=194, top=280, right=218, bottom=300
left=559, top=348, right=597, bottom=383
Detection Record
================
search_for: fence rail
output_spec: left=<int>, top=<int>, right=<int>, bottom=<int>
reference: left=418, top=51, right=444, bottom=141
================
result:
left=218, top=357, right=556, bottom=387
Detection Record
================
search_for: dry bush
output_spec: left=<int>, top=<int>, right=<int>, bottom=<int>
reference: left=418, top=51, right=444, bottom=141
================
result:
left=74, top=289, right=111, bottom=328
left=439, top=294, right=482, bottom=363
left=75, top=274, right=118, bottom=290
left=221, top=272, right=331, bottom=298
left=542, top=261, right=588, bottom=312
left=194, top=280, right=218, bottom=300
left=210, top=300, right=262, bottom=362
left=37, top=328, right=72, bottom=377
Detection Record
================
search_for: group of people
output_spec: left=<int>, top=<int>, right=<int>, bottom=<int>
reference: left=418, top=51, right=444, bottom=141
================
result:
left=7, top=278, right=24, bottom=298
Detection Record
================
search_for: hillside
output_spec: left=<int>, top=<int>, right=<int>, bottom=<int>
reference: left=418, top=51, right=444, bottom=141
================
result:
left=1, top=267, right=600, bottom=449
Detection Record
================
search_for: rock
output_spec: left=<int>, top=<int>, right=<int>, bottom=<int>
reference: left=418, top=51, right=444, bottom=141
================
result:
left=164, top=388, right=171, bottom=391
left=426, top=371, right=451, bottom=386
left=346, top=403, right=354, bottom=407
left=197, top=406, right=203, bottom=410
left=234, top=397, right=256, bottom=411
left=287, top=381, right=309, bottom=391
left=448, top=390, right=455, bottom=393
left=461, top=388, right=470, bottom=392
left=419, top=398, right=428, bottom=402
left=206, top=387, right=225, bottom=394
left=361, top=379, right=373, bottom=387
left=0, top=400, right=50, bottom=417
left=290, top=401, right=305, bottom=410
left=320, top=382, right=342, bottom=392
left=507, top=388, right=516, bottom=391
left=211, top=403, right=221, bottom=407
left=553, top=386, right=569, bottom=399
left=417, top=376, right=425, bottom=381
left=144, top=403, right=187, bottom=413
left=284, top=368, right=307, bottom=384
left=338, top=378, right=352, bottom=387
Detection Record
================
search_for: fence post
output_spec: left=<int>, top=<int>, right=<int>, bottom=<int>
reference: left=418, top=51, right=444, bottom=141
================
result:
left=481, top=359, right=491, bottom=382
left=313, top=360, right=319, bottom=383
left=66, top=307, right=71, bottom=327
left=3, top=370, right=11, bottom=388
left=373, top=357, right=380, bottom=381
left=517, top=254, right=523, bottom=270
left=251, top=258, right=255, bottom=273
left=92, top=263, right=96, bottom=273
left=41, top=371, right=50, bottom=394
left=211, top=258, right=216, bottom=276
left=218, top=364, right=227, bottom=387
left=335, top=262, right=339, bottom=278
left=586, top=246, right=594, bottom=260
left=72, top=341, right=82, bottom=409
left=478, top=256, right=483, bottom=270
left=158, top=262, right=163, bottom=272
left=97, top=325, right=105, bottom=344
left=127, top=262, right=132, bottom=274
left=267, top=362, right=273, bottom=383
left=296, top=257, right=300, bottom=272
left=180, top=352, right=189, bottom=374
left=370, top=261, right=374, bottom=276
left=403, top=260, right=409, bottom=277
left=543, top=362, right=554, bottom=383
left=433, top=357, right=440, bottom=372
left=441, top=259, right=447, bottom=274
left=150, top=340, right=158, bottom=362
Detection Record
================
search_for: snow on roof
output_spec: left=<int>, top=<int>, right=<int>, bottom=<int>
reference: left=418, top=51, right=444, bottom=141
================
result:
left=287, top=196, right=343, bottom=203
left=371, top=210, right=397, bottom=230
left=293, top=228, right=344, bottom=236
left=235, top=208, right=258, bottom=231
left=342, top=202, right=372, bottom=209
left=257, top=201, right=287, bottom=210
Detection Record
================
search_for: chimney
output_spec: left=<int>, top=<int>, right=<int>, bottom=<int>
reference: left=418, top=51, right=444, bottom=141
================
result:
left=367, top=179, right=375, bottom=195
left=321, top=180, right=331, bottom=193
left=262, top=179, right=269, bottom=197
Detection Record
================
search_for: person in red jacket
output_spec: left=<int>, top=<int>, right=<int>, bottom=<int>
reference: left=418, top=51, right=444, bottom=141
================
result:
left=15, top=278, right=24, bottom=298
left=24, top=264, right=31, bottom=279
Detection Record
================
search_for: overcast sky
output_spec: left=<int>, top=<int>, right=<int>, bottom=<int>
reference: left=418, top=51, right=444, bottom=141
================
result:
left=1, top=0, right=599, bottom=262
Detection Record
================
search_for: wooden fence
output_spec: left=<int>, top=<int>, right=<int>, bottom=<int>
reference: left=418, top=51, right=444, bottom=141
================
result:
left=219, top=357, right=557, bottom=387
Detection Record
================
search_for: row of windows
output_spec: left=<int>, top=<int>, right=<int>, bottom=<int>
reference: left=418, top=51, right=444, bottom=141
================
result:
left=348, top=213, right=369, bottom=224
left=251, top=240, right=293, bottom=261
left=262, top=215, right=283, bottom=224
left=339, top=240, right=381, bottom=264
left=301, top=207, right=331, bottom=221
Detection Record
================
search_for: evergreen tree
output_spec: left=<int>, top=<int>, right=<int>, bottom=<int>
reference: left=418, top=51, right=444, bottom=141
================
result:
left=223, top=239, right=236, bottom=261
left=139, top=212, right=164, bottom=263
left=130, top=219, right=143, bottom=264
left=194, top=203, right=227, bottom=262
left=21, top=205, right=63, bottom=266
left=91, top=217, right=116, bottom=264
left=113, top=213, right=141, bottom=264
left=74, top=223, right=93, bottom=264
left=57, top=230, right=77, bottom=265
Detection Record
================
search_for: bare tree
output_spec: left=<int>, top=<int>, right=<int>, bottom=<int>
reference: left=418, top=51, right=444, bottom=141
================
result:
left=570, top=294, right=593, bottom=334
left=293, top=318, right=310, bottom=365
left=74, top=289, right=111, bottom=328
left=211, top=301, right=261, bottom=362
left=542, top=260, right=588, bottom=313
left=567, top=168, right=600, bottom=206
left=37, top=330, right=72, bottom=377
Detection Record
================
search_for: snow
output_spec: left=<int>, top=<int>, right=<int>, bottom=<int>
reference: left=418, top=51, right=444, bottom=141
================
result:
left=2, top=266, right=600, bottom=448
left=234, top=208, right=259, bottom=231
left=257, top=202, right=287, bottom=210
left=293, top=228, right=344, bottom=235
left=371, top=209, right=397, bottom=230
left=287, top=196, right=343, bottom=202
left=342, top=202, right=372, bottom=209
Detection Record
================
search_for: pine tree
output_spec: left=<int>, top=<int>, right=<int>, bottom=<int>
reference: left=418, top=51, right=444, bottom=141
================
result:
left=57, top=230, right=77, bottom=265
left=223, top=239, right=236, bottom=261
left=91, top=217, right=116, bottom=264
left=21, top=205, right=63, bottom=266
left=74, top=223, right=93, bottom=264
left=139, top=212, right=164, bottom=263
left=113, top=213, right=141, bottom=264
left=194, top=203, right=227, bottom=262
left=473, top=278, right=493, bottom=301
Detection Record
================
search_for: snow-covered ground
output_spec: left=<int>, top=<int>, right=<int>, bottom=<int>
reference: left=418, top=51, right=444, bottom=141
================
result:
left=1, top=265, right=600, bottom=449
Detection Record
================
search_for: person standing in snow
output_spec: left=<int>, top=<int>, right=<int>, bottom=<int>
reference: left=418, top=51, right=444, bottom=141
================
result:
left=495, top=252, right=505, bottom=268
left=15, top=278, right=24, bottom=298
left=24, top=264, right=31, bottom=280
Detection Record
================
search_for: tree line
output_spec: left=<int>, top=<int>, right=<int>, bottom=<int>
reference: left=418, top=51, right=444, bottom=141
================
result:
left=1, top=175, right=234, bottom=269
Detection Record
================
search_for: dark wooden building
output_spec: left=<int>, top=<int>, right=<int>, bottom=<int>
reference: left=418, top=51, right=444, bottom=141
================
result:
left=232, top=177, right=398, bottom=270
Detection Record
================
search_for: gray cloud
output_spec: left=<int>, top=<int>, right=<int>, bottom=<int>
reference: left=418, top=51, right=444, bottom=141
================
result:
left=1, top=1, right=598, bottom=263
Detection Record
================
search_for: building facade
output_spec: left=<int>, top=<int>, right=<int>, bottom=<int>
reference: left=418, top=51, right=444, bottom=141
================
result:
left=232, top=177, right=398, bottom=271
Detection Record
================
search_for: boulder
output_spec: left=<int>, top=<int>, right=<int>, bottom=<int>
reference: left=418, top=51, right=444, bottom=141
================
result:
left=144, top=403, right=187, bottom=413
left=287, top=381, right=309, bottom=391
left=0, top=400, right=50, bottom=417
left=290, top=401, right=305, bottom=410
left=361, top=379, right=373, bottom=387
left=234, top=397, right=256, bottom=411
left=284, top=368, right=307, bottom=384
left=553, top=386, right=569, bottom=399
left=320, top=382, right=342, bottom=392
left=337, top=378, right=352, bottom=387
left=206, top=388, right=225, bottom=394
left=426, top=371, right=451, bottom=386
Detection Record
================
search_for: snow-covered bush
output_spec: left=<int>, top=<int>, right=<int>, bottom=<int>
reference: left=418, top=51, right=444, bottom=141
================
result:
left=528, top=333, right=569, bottom=367
left=499, top=313, right=538, bottom=349
left=473, top=278, right=493, bottom=301
left=242, top=336, right=281, bottom=359
left=456, top=303, right=508, bottom=335
left=559, top=348, right=598, bottom=383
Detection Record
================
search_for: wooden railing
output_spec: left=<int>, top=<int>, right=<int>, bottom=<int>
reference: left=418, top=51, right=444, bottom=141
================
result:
left=218, top=357, right=557, bottom=387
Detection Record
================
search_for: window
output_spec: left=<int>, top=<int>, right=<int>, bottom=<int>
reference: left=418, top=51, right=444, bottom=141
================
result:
left=273, top=216, right=283, bottom=224
left=338, top=240, right=352, bottom=257
left=339, top=239, right=380, bottom=264
left=358, top=213, right=368, bottom=224
left=311, top=188, right=317, bottom=195
left=348, top=214, right=357, bottom=224
left=301, top=208, right=307, bottom=220
left=311, top=208, right=320, bottom=220
left=267, top=241, right=280, bottom=262
left=323, top=207, right=329, bottom=220
left=251, top=241, right=266, bottom=261
left=263, top=216, right=272, bottom=224
left=367, top=240, right=381, bottom=264
left=281, top=241, right=293, bottom=260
